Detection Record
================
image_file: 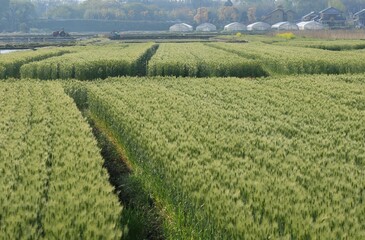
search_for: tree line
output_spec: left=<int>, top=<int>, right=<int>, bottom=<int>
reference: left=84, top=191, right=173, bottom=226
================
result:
left=0, top=0, right=364, bottom=32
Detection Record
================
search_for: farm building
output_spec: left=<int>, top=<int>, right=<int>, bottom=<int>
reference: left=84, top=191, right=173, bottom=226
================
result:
left=247, top=22, right=271, bottom=31
left=224, top=22, right=247, bottom=32
left=196, top=23, right=217, bottom=32
left=271, top=21, right=299, bottom=30
left=262, top=7, right=296, bottom=25
left=297, top=21, right=325, bottom=30
left=169, top=23, right=193, bottom=32
left=354, top=9, right=365, bottom=28
left=301, top=11, right=319, bottom=21
left=318, top=7, right=346, bottom=28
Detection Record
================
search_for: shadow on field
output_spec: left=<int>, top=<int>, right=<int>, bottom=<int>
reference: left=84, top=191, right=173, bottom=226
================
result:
left=87, top=114, right=164, bottom=240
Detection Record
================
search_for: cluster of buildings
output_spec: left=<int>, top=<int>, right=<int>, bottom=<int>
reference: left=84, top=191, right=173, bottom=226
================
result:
left=170, top=6, right=365, bottom=32
left=265, top=6, right=365, bottom=29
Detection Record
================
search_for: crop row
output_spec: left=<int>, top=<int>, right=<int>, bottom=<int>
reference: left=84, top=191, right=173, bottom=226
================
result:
left=207, top=42, right=365, bottom=75
left=0, top=48, right=70, bottom=78
left=69, top=75, right=365, bottom=239
left=147, top=43, right=268, bottom=78
left=273, top=39, right=365, bottom=51
left=20, top=43, right=157, bottom=80
left=0, top=81, right=122, bottom=239
left=3, top=42, right=365, bottom=80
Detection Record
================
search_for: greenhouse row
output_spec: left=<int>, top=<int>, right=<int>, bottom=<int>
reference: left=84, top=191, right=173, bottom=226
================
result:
left=169, top=21, right=325, bottom=32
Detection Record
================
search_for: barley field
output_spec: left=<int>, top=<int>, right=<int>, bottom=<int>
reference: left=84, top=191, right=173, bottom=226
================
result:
left=1, top=37, right=364, bottom=239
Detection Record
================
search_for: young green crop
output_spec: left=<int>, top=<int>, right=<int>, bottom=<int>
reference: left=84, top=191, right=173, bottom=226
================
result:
left=20, top=43, right=157, bottom=80
left=6, top=41, right=365, bottom=81
left=0, top=48, right=71, bottom=78
left=0, top=80, right=122, bottom=239
left=148, top=43, right=268, bottom=78
left=273, top=39, right=365, bottom=51
left=76, top=75, right=365, bottom=239
left=207, top=42, right=365, bottom=75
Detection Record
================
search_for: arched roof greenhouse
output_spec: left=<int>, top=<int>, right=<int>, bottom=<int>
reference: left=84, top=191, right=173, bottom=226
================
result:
left=271, top=22, right=299, bottom=30
left=169, top=23, right=193, bottom=32
left=224, top=22, right=247, bottom=32
left=297, top=21, right=325, bottom=30
left=247, top=22, right=271, bottom=31
left=196, top=23, right=217, bottom=32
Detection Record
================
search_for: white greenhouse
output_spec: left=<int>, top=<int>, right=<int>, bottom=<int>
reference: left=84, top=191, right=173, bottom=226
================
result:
left=247, top=22, right=271, bottom=31
left=169, top=23, right=193, bottom=32
left=224, top=22, right=247, bottom=32
left=297, top=21, right=325, bottom=30
left=196, top=23, right=217, bottom=32
left=271, top=22, right=299, bottom=30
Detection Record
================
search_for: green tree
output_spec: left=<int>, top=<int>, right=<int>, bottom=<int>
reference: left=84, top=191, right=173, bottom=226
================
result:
left=0, top=0, right=10, bottom=30
left=194, top=7, right=209, bottom=24
left=275, top=0, right=293, bottom=9
left=48, top=5, right=82, bottom=19
left=247, top=7, right=256, bottom=22
left=6, top=0, right=36, bottom=32
left=0, top=0, right=10, bottom=17
left=0, top=0, right=10, bottom=32
left=342, top=0, right=365, bottom=13
left=242, top=0, right=275, bottom=18
left=328, top=0, right=346, bottom=11
left=219, top=6, right=240, bottom=23
left=291, top=0, right=327, bottom=16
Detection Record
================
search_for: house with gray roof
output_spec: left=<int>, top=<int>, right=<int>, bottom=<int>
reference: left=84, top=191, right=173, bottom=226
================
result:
left=301, top=11, right=319, bottom=22
left=318, top=7, right=346, bottom=28
left=262, top=7, right=296, bottom=25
